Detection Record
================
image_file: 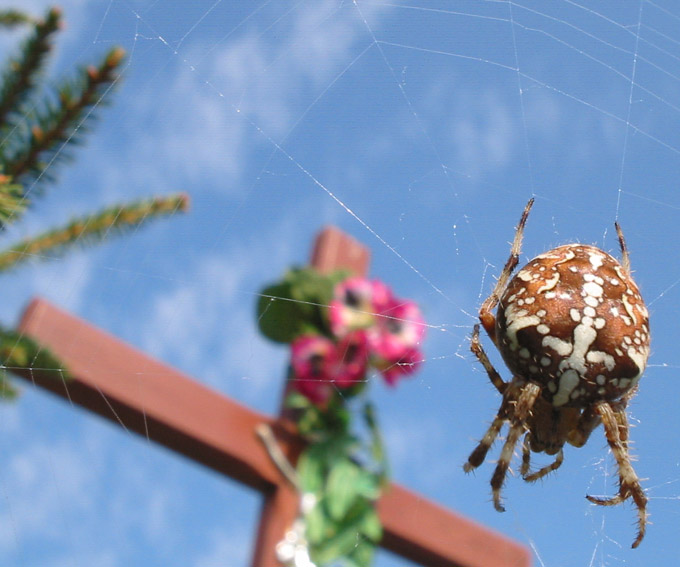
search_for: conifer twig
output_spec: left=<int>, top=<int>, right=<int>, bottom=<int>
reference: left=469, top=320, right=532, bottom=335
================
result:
left=0, top=8, right=60, bottom=126
left=0, top=9, right=191, bottom=401
left=0, top=192, right=189, bottom=273
left=0, top=173, right=27, bottom=229
left=5, top=45, right=125, bottom=183
left=0, top=326, right=67, bottom=399
left=0, top=10, right=34, bottom=28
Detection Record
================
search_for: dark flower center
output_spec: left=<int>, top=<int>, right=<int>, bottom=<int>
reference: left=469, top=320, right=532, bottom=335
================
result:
left=344, top=289, right=361, bottom=308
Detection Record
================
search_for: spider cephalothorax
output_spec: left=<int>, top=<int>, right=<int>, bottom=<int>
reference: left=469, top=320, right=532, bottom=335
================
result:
left=464, top=198, right=650, bottom=548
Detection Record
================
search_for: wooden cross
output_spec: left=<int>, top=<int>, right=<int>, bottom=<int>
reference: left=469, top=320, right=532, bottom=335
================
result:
left=13, top=227, right=531, bottom=567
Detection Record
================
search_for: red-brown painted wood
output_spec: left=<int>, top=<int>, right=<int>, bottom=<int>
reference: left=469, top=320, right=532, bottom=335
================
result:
left=378, top=484, right=530, bottom=567
left=16, top=298, right=530, bottom=567
left=14, top=225, right=531, bottom=567
left=310, top=225, right=371, bottom=276
left=17, top=297, right=302, bottom=492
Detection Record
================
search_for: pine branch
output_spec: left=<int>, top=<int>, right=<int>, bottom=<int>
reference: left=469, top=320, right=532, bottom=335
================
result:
left=0, top=326, right=69, bottom=399
left=0, top=172, right=27, bottom=229
left=0, top=7, right=60, bottom=128
left=0, top=192, right=189, bottom=273
left=0, top=10, right=34, bottom=28
left=3, top=46, right=125, bottom=184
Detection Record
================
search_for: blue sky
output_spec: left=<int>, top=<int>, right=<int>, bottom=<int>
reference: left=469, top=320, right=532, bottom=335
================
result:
left=1, top=1, right=680, bottom=566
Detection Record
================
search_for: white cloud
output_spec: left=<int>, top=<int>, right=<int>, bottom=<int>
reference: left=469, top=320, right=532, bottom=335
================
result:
left=122, top=1, right=390, bottom=190
left=125, top=70, right=248, bottom=190
left=0, top=439, right=96, bottom=551
left=3, top=0, right=99, bottom=58
left=450, top=89, right=517, bottom=178
left=28, top=252, right=94, bottom=314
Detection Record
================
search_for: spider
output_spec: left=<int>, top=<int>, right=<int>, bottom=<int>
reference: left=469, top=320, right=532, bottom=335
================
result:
left=464, top=198, right=650, bottom=548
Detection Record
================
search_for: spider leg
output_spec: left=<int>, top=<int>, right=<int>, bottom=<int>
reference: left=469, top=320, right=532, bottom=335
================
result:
left=587, top=402, right=633, bottom=500
left=567, top=406, right=601, bottom=448
left=491, top=382, right=541, bottom=512
left=614, top=221, right=631, bottom=275
left=520, top=434, right=532, bottom=477
left=470, top=324, right=507, bottom=394
left=520, top=435, right=564, bottom=483
left=464, top=413, right=506, bottom=474
left=586, top=401, right=647, bottom=549
left=479, top=198, right=534, bottom=341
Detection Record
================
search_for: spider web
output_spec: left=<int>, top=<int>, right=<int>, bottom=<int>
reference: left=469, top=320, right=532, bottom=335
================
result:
left=1, top=1, right=679, bottom=566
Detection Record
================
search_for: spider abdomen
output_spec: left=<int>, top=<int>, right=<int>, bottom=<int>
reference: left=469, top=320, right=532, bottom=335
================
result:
left=496, top=243, right=650, bottom=407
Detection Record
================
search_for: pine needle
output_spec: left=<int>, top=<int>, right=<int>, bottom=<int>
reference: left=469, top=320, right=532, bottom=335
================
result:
left=3, top=45, right=126, bottom=184
left=0, top=192, right=189, bottom=273
left=0, top=7, right=60, bottom=127
left=0, top=173, right=27, bottom=229
left=0, top=10, right=34, bottom=28
left=0, top=326, right=69, bottom=398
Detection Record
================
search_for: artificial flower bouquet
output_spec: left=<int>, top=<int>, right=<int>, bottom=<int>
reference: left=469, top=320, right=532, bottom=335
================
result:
left=257, top=267, right=425, bottom=566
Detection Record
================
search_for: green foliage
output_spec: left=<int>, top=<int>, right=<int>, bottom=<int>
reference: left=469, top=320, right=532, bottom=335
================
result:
left=0, top=193, right=189, bottom=273
left=0, top=7, right=189, bottom=397
left=0, top=173, right=27, bottom=227
left=257, top=267, right=348, bottom=343
left=4, top=44, right=126, bottom=186
left=298, top=432, right=384, bottom=567
left=289, top=388, right=387, bottom=567
left=0, top=10, right=34, bottom=28
left=285, top=388, right=351, bottom=439
left=0, top=325, right=66, bottom=398
left=258, top=265, right=409, bottom=566
left=363, top=401, right=389, bottom=484
left=0, top=7, right=58, bottom=127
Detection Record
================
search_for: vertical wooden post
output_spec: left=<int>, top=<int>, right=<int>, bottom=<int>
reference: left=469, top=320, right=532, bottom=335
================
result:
left=250, top=226, right=370, bottom=567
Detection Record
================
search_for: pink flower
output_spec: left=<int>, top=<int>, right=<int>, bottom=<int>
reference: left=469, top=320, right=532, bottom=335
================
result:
left=332, top=331, right=370, bottom=388
left=295, top=276, right=426, bottom=398
left=369, top=298, right=426, bottom=385
left=375, top=347, right=423, bottom=386
left=329, top=277, right=376, bottom=336
left=290, top=332, right=370, bottom=404
left=369, top=299, right=425, bottom=356
left=369, top=279, right=393, bottom=313
left=290, top=335, right=336, bottom=404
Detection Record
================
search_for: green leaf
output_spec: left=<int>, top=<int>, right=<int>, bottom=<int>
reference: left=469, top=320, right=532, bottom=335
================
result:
left=296, top=406, right=326, bottom=438
left=286, top=267, right=335, bottom=304
left=284, top=390, right=313, bottom=410
left=256, top=282, right=307, bottom=343
left=363, top=401, right=389, bottom=483
left=353, top=469, right=381, bottom=501
left=349, top=540, right=376, bottom=567
left=297, top=448, right=325, bottom=495
left=305, top=500, right=328, bottom=545
left=256, top=267, right=354, bottom=345
left=358, top=507, right=382, bottom=542
left=326, top=458, right=361, bottom=521
left=326, top=434, right=360, bottom=464
left=313, top=524, right=363, bottom=566
left=0, top=371, right=18, bottom=399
